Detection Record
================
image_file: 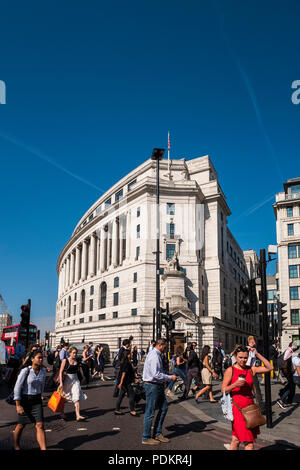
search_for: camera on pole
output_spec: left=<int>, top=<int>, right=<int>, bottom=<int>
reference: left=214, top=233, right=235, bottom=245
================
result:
left=277, top=301, right=287, bottom=335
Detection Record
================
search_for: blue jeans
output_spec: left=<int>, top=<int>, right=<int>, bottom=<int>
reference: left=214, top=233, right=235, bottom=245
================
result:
left=167, top=368, right=187, bottom=391
left=142, top=383, right=168, bottom=442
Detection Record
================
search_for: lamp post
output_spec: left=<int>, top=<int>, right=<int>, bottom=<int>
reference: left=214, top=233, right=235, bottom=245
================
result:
left=151, top=148, right=165, bottom=340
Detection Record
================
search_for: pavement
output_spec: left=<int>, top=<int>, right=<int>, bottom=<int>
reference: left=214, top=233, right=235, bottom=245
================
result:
left=0, top=366, right=299, bottom=451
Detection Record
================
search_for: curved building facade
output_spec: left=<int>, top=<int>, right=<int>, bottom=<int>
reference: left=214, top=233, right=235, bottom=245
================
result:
left=55, top=155, right=258, bottom=355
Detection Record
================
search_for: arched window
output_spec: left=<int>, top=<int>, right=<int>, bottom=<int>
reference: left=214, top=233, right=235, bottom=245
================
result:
left=114, top=277, right=119, bottom=288
left=100, top=282, right=107, bottom=309
left=68, top=296, right=71, bottom=317
left=81, top=290, right=85, bottom=314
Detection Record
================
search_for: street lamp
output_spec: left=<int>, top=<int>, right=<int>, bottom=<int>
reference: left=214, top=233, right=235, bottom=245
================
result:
left=151, top=148, right=165, bottom=340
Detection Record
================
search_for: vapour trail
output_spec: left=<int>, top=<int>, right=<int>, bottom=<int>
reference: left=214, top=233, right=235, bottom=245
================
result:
left=230, top=193, right=275, bottom=225
left=211, top=0, right=283, bottom=182
left=0, top=133, right=104, bottom=193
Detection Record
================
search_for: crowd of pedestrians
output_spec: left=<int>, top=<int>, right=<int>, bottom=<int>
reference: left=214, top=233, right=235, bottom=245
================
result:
left=1, top=332, right=299, bottom=451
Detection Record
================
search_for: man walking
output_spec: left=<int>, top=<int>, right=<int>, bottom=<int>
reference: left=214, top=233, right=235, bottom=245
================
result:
left=142, top=338, right=177, bottom=445
left=277, top=342, right=299, bottom=408
left=113, top=339, right=132, bottom=398
left=212, top=342, right=224, bottom=380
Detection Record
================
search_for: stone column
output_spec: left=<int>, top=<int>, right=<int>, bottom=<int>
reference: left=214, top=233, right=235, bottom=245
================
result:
left=96, top=233, right=101, bottom=273
left=89, top=233, right=96, bottom=277
left=112, top=218, right=119, bottom=267
left=70, top=251, right=75, bottom=286
left=106, top=223, right=111, bottom=269
left=58, top=269, right=62, bottom=297
left=81, top=240, right=88, bottom=280
left=119, top=215, right=125, bottom=265
left=100, top=227, right=106, bottom=273
left=66, top=256, right=70, bottom=289
left=75, top=246, right=80, bottom=284
left=126, top=210, right=131, bottom=260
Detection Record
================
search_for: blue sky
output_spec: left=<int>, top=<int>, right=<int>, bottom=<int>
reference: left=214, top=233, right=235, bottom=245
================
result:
left=0, top=1, right=299, bottom=337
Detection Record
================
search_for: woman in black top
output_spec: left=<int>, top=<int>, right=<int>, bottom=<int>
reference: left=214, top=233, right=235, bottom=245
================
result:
left=115, top=349, right=138, bottom=416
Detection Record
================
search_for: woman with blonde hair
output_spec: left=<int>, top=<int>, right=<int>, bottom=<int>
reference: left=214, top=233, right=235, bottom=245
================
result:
left=59, top=346, right=87, bottom=421
left=195, top=345, right=218, bottom=403
left=81, top=344, right=93, bottom=388
left=92, top=345, right=105, bottom=381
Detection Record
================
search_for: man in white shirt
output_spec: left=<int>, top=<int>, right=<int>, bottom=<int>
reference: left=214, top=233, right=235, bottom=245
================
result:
left=277, top=342, right=299, bottom=408
left=292, top=352, right=300, bottom=389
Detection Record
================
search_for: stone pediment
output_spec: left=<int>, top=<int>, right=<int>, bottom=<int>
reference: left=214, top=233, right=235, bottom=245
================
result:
left=170, top=308, right=197, bottom=324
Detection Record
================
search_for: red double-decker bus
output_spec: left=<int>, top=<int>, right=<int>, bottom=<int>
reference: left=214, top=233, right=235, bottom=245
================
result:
left=1, top=324, right=38, bottom=356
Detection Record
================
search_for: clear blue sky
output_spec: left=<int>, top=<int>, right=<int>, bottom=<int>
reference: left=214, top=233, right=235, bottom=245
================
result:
left=0, top=1, right=299, bottom=337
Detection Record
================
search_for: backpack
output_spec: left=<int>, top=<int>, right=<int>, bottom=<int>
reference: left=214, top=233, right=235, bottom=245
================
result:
left=6, top=367, right=30, bottom=405
left=171, top=355, right=178, bottom=367
left=112, top=353, right=119, bottom=368
left=47, top=352, right=55, bottom=365
left=277, top=351, right=294, bottom=375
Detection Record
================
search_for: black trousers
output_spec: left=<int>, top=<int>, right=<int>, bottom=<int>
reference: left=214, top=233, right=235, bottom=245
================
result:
left=81, top=363, right=90, bottom=385
left=116, top=383, right=135, bottom=412
left=183, top=367, right=202, bottom=397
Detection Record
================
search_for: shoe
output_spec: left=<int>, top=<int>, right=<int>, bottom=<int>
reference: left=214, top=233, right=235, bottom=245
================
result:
left=276, top=400, right=287, bottom=409
left=210, top=400, right=218, bottom=403
left=130, top=412, right=140, bottom=417
left=155, top=434, right=170, bottom=443
left=179, top=395, right=187, bottom=401
left=142, top=438, right=160, bottom=445
left=114, top=410, right=124, bottom=415
left=224, top=443, right=231, bottom=450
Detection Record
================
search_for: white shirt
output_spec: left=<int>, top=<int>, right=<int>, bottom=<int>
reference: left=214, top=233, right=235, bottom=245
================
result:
left=292, top=355, right=300, bottom=377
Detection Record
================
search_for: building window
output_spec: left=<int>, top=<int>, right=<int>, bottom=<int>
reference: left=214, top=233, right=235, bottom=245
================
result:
left=114, top=277, right=119, bottom=288
left=115, top=189, right=123, bottom=202
left=137, top=207, right=140, bottom=217
left=73, top=305, right=76, bottom=315
left=90, top=285, right=94, bottom=295
left=131, top=308, right=137, bottom=316
left=290, top=286, right=299, bottom=300
left=167, top=203, right=175, bottom=215
left=287, top=207, right=293, bottom=218
left=267, top=289, right=277, bottom=300
left=68, top=296, right=71, bottom=317
left=89, top=214, right=94, bottom=222
left=136, top=246, right=140, bottom=259
left=288, top=224, right=294, bottom=236
left=289, top=265, right=299, bottom=279
left=288, top=245, right=300, bottom=259
left=98, top=314, right=106, bottom=320
left=133, top=272, right=137, bottom=283
left=100, top=282, right=107, bottom=308
left=133, top=288, right=137, bottom=302
left=137, top=224, right=140, bottom=239
left=113, top=311, right=118, bottom=319
left=81, top=290, right=85, bottom=314
left=90, top=299, right=93, bottom=311
left=128, top=179, right=137, bottom=192
left=104, top=198, right=111, bottom=209
left=166, top=243, right=176, bottom=260
left=74, top=293, right=77, bottom=301
left=291, top=309, right=300, bottom=324
left=79, top=318, right=84, bottom=323
left=113, top=292, right=119, bottom=306
left=89, top=316, right=93, bottom=322
left=167, top=223, right=175, bottom=238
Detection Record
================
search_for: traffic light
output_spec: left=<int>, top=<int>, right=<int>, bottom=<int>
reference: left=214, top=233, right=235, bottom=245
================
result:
left=277, top=301, right=287, bottom=334
left=45, top=331, right=49, bottom=340
left=161, top=303, right=175, bottom=332
left=239, top=280, right=258, bottom=315
left=20, top=303, right=30, bottom=328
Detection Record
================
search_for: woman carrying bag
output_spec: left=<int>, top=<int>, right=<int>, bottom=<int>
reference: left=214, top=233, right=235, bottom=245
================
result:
left=114, top=349, right=138, bottom=416
left=59, top=346, right=87, bottom=421
left=195, top=345, right=218, bottom=403
left=13, top=349, right=47, bottom=450
left=92, top=345, right=105, bottom=381
left=221, top=345, right=273, bottom=450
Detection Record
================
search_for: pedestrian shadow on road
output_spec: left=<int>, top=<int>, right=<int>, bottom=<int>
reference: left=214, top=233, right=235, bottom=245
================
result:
left=271, top=402, right=300, bottom=427
left=257, top=439, right=300, bottom=450
left=47, top=430, right=120, bottom=450
left=165, top=420, right=217, bottom=439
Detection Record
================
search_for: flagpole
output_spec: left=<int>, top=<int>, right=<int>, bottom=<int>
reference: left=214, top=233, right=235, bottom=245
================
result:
left=168, top=131, right=170, bottom=179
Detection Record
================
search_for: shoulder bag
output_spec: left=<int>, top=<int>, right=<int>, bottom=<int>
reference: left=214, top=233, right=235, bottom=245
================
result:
left=232, top=369, right=266, bottom=429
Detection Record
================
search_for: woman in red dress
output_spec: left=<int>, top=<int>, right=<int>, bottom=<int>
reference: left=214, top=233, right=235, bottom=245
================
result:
left=222, top=345, right=273, bottom=450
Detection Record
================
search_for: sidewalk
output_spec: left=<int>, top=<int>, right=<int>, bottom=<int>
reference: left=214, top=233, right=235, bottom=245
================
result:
left=170, top=377, right=300, bottom=449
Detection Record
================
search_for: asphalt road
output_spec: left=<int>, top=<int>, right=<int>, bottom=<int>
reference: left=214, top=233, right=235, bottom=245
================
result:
left=0, top=366, right=294, bottom=451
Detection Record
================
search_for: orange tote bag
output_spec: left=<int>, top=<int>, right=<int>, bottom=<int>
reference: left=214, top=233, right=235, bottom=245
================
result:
left=48, top=388, right=66, bottom=413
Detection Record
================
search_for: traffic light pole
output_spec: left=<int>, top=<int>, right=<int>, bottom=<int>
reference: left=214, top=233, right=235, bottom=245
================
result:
left=155, top=156, right=161, bottom=340
left=259, top=250, right=272, bottom=428
left=26, top=299, right=31, bottom=350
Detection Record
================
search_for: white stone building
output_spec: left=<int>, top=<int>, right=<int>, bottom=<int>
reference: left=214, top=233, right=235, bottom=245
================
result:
left=0, top=313, right=13, bottom=336
left=273, top=178, right=300, bottom=349
left=55, top=155, right=258, bottom=355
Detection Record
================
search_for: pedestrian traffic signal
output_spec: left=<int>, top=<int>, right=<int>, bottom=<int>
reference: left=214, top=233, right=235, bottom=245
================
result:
left=45, top=331, right=49, bottom=340
left=277, top=301, right=287, bottom=334
left=160, top=303, right=175, bottom=332
left=248, top=278, right=258, bottom=314
left=20, top=303, right=30, bottom=328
